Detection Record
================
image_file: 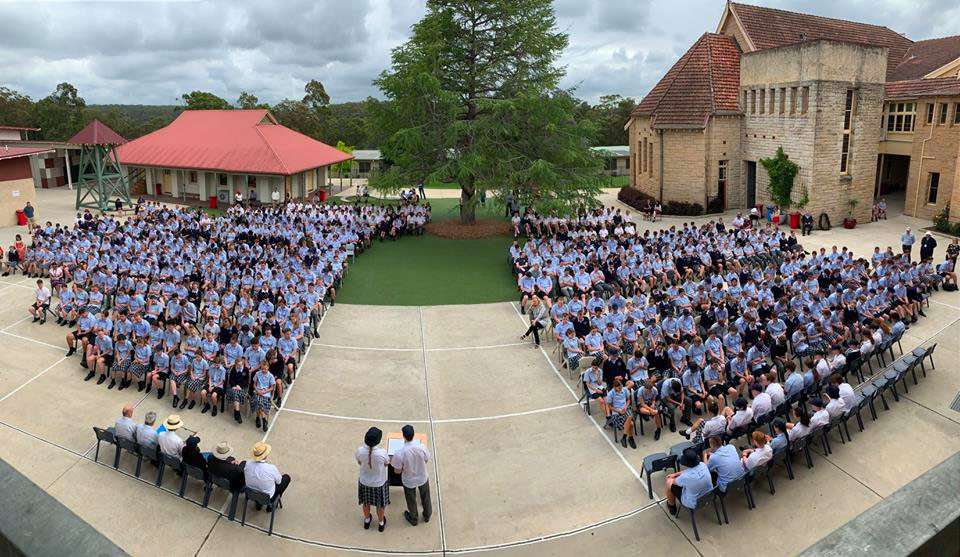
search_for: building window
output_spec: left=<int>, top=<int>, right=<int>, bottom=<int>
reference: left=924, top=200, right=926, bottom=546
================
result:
left=769, top=89, right=776, bottom=114
left=718, top=160, right=728, bottom=193
left=927, top=172, right=940, bottom=204
left=790, top=87, right=798, bottom=114
left=188, top=171, right=197, bottom=183
left=750, top=90, right=756, bottom=114
left=885, top=102, right=914, bottom=132
left=840, top=89, right=855, bottom=174
left=218, top=173, right=228, bottom=186
left=939, top=103, right=948, bottom=124
left=955, top=103, right=960, bottom=124
left=779, top=88, right=786, bottom=114
left=926, top=103, right=934, bottom=124
left=648, top=143, right=653, bottom=177
left=801, top=86, right=809, bottom=114
left=625, top=154, right=630, bottom=169
left=759, top=89, right=765, bottom=114
left=742, top=90, right=747, bottom=111
left=640, top=139, right=646, bottom=173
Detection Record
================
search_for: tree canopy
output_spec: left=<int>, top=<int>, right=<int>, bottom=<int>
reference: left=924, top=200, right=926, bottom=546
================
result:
left=369, top=0, right=602, bottom=223
left=181, top=91, right=232, bottom=110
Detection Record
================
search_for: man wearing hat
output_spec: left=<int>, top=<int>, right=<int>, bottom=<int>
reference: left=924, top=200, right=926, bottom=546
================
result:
left=158, top=414, right=185, bottom=460
left=207, top=442, right=246, bottom=492
left=244, top=441, right=291, bottom=508
left=920, top=231, right=937, bottom=262
left=391, top=425, right=432, bottom=526
left=663, top=447, right=713, bottom=516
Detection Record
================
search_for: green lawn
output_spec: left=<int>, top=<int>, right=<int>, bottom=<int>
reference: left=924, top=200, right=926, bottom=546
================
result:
left=329, top=197, right=508, bottom=222
left=336, top=234, right=517, bottom=306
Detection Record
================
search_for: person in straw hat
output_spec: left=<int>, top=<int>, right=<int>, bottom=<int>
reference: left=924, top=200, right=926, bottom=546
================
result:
left=157, top=414, right=185, bottom=460
left=207, top=442, right=246, bottom=492
left=356, top=427, right=390, bottom=532
left=243, top=441, right=291, bottom=509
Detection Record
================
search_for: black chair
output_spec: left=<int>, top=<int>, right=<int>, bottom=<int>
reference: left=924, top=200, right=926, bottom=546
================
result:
left=640, top=453, right=675, bottom=500
left=790, top=436, right=814, bottom=469
left=918, top=344, right=936, bottom=376
left=182, top=463, right=210, bottom=502
left=241, top=487, right=284, bottom=536
left=810, top=425, right=831, bottom=456
left=92, top=427, right=120, bottom=468
left=678, top=486, right=723, bottom=542
left=156, top=453, right=183, bottom=489
left=116, top=436, right=143, bottom=476
left=669, top=442, right=695, bottom=472
left=860, top=385, right=880, bottom=420
left=209, top=474, right=242, bottom=520
left=754, top=444, right=787, bottom=494
left=717, top=475, right=754, bottom=517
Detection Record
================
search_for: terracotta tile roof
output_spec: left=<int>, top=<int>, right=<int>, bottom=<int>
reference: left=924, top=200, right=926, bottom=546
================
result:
left=117, top=109, right=352, bottom=176
left=730, top=2, right=913, bottom=81
left=889, top=36, right=960, bottom=81
left=631, top=33, right=741, bottom=129
left=67, top=119, right=127, bottom=146
left=884, top=76, right=960, bottom=99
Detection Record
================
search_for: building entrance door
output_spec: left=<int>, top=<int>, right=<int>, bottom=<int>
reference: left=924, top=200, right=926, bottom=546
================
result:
left=746, top=161, right=757, bottom=208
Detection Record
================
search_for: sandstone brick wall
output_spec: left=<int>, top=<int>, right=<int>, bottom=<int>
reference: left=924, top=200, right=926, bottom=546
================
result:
left=628, top=116, right=659, bottom=199
left=904, top=97, right=960, bottom=220
left=705, top=115, right=743, bottom=209
left=662, top=129, right=707, bottom=205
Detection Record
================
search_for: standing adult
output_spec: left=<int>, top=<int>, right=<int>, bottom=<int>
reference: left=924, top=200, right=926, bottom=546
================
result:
left=391, top=425, right=432, bottom=526
left=901, top=227, right=916, bottom=261
left=356, top=427, right=390, bottom=532
left=919, top=231, right=937, bottom=262
left=801, top=211, right=814, bottom=236
left=23, top=201, right=35, bottom=226
left=417, top=180, right=426, bottom=200
left=271, top=187, right=281, bottom=207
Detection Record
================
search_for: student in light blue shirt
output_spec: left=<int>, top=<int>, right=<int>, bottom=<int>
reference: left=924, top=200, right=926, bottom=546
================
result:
left=704, top=437, right=745, bottom=491
left=665, top=448, right=713, bottom=515
left=201, top=356, right=227, bottom=417
left=278, top=329, right=300, bottom=383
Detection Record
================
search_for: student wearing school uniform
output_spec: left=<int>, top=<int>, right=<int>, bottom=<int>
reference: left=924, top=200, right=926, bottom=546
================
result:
left=182, top=354, right=209, bottom=411
left=582, top=360, right=609, bottom=417
left=606, top=379, right=636, bottom=449
left=89, top=329, right=115, bottom=387
left=202, top=355, right=227, bottom=416
left=252, top=362, right=275, bottom=432
left=703, top=436, right=745, bottom=493
left=168, top=349, right=191, bottom=409
left=664, top=448, right=713, bottom=516
left=635, top=378, right=663, bottom=440
left=228, top=357, right=250, bottom=424
left=112, top=334, right=134, bottom=391
left=740, top=431, right=774, bottom=471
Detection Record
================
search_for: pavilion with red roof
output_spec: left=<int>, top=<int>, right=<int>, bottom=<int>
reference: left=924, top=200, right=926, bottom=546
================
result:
left=117, top=109, right=353, bottom=203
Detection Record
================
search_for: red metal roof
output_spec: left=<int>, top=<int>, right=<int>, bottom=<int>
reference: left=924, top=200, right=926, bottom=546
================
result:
left=0, top=125, right=40, bottom=132
left=68, top=119, right=127, bottom=146
left=884, top=76, right=960, bottom=99
left=631, top=33, right=741, bottom=129
left=116, top=110, right=352, bottom=175
left=889, top=36, right=960, bottom=81
left=730, top=2, right=914, bottom=81
left=0, top=146, right=55, bottom=161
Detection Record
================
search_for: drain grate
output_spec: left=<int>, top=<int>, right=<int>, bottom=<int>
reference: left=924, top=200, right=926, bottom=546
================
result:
left=950, top=392, right=960, bottom=413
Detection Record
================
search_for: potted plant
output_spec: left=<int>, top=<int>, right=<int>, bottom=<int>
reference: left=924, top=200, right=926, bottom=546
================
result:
left=843, top=198, right=859, bottom=229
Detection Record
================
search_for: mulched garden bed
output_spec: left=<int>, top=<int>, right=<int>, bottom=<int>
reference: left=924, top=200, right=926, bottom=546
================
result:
left=426, top=219, right=511, bottom=239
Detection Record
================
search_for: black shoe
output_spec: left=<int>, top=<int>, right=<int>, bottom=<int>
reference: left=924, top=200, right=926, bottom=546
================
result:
left=179, top=399, right=188, bottom=410
left=255, top=503, right=263, bottom=511
left=378, top=518, right=386, bottom=532
left=919, top=310, right=927, bottom=317
left=313, top=330, right=319, bottom=337
left=237, top=413, right=242, bottom=425
left=157, top=389, right=164, bottom=399
left=404, top=511, right=417, bottom=526
left=172, top=396, right=179, bottom=408
left=138, top=381, right=145, bottom=392
left=117, top=380, right=125, bottom=391
left=256, top=416, right=261, bottom=429
left=145, top=383, right=151, bottom=393
left=96, top=375, right=106, bottom=385
left=201, top=403, right=210, bottom=414
left=423, top=512, right=430, bottom=523
left=667, top=503, right=678, bottom=516
left=364, top=517, right=372, bottom=530
left=234, top=410, right=240, bottom=422
left=66, top=347, right=76, bottom=357
left=32, top=317, right=39, bottom=323
left=679, top=429, right=691, bottom=440
left=108, top=380, right=116, bottom=390
left=80, top=360, right=88, bottom=368
left=39, top=319, right=45, bottom=325
left=212, top=405, right=218, bottom=417
left=654, top=428, right=662, bottom=441
left=262, top=418, right=268, bottom=432
left=628, top=437, right=637, bottom=449
left=56, top=318, right=63, bottom=325
left=84, top=371, right=95, bottom=381
left=188, top=400, right=196, bottom=410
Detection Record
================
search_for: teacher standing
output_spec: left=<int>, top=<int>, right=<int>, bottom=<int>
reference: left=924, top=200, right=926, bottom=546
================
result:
left=356, top=427, right=390, bottom=532
left=392, top=424, right=432, bottom=526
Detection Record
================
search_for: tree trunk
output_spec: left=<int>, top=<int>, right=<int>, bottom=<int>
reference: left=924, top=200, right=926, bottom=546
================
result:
left=460, top=176, right=476, bottom=225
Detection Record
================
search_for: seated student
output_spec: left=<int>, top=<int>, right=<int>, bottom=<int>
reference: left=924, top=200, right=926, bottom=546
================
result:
left=726, top=397, right=753, bottom=433
left=749, top=383, right=773, bottom=422
left=635, top=378, right=663, bottom=440
left=148, top=345, right=169, bottom=398
left=661, top=376, right=689, bottom=428
left=769, top=419, right=789, bottom=451
left=741, top=430, right=774, bottom=471
left=679, top=397, right=725, bottom=442
left=664, top=448, right=713, bottom=516
left=28, top=279, right=51, bottom=325
left=823, top=385, right=846, bottom=419
left=582, top=359, right=609, bottom=417
left=760, top=372, right=785, bottom=407
left=168, top=349, right=191, bottom=409
left=227, top=357, right=250, bottom=424
left=562, top=328, right=585, bottom=371
left=66, top=308, right=95, bottom=359
left=606, top=379, right=636, bottom=449
left=786, top=407, right=812, bottom=442
left=88, top=328, right=114, bottom=387
left=782, top=361, right=804, bottom=400
left=682, top=364, right=707, bottom=415
left=252, top=361, right=276, bottom=432
left=703, top=436, right=745, bottom=493
left=202, top=356, right=227, bottom=417
left=112, top=333, right=134, bottom=391
left=808, top=398, right=830, bottom=430
left=830, top=374, right=857, bottom=411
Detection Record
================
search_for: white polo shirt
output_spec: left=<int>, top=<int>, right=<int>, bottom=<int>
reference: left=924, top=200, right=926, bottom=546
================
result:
left=356, top=446, right=389, bottom=487
left=392, top=442, right=430, bottom=489
left=35, top=286, right=51, bottom=304
left=244, top=460, right=282, bottom=497
left=158, top=430, right=184, bottom=459
left=744, top=443, right=773, bottom=470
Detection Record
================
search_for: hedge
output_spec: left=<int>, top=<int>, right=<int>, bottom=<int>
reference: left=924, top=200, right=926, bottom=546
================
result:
left=617, top=187, right=704, bottom=216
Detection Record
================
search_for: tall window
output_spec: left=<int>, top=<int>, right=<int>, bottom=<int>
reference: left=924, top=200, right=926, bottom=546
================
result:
left=927, top=172, right=940, bottom=204
left=939, top=103, right=948, bottom=124
left=750, top=90, right=756, bottom=114
left=759, top=89, right=765, bottom=114
left=640, top=138, right=646, bottom=173
left=840, top=89, right=855, bottom=174
left=885, top=102, right=914, bottom=132
left=926, top=103, right=935, bottom=124
left=779, top=88, right=786, bottom=114
left=218, top=173, right=227, bottom=186
left=801, top=87, right=809, bottom=114
left=188, top=171, right=197, bottom=183
left=769, top=89, right=776, bottom=114
left=790, top=87, right=798, bottom=114
left=718, top=160, right=728, bottom=195
left=648, top=143, right=653, bottom=177
left=955, top=103, right=960, bottom=124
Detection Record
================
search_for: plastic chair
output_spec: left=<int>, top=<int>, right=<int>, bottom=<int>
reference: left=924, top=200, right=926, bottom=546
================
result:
left=678, top=486, right=723, bottom=542
left=640, top=453, right=676, bottom=500
left=669, top=442, right=695, bottom=472
left=156, top=453, right=183, bottom=488
left=116, top=436, right=143, bottom=476
left=717, top=475, right=753, bottom=516
left=241, top=487, right=284, bottom=536
left=182, top=463, right=211, bottom=502
left=92, top=427, right=120, bottom=468
left=754, top=445, right=787, bottom=494
left=210, top=474, right=242, bottom=520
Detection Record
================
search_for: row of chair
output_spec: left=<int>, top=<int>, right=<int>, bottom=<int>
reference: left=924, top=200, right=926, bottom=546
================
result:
left=91, top=428, right=284, bottom=534
left=638, top=342, right=936, bottom=541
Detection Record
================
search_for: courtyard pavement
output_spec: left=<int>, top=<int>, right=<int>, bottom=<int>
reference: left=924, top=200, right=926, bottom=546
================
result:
left=0, top=188, right=957, bottom=556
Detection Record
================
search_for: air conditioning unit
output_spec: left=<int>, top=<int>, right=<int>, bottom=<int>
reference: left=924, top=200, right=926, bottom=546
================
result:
left=217, top=190, right=230, bottom=203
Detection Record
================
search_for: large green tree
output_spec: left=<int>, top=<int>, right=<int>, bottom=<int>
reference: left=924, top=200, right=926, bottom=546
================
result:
left=0, top=86, right=34, bottom=129
left=236, top=91, right=269, bottom=109
left=181, top=91, right=232, bottom=110
left=32, top=82, right=87, bottom=140
left=590, top=94, right=637, bottom=146
left=369, top=0, right=602, bottom=223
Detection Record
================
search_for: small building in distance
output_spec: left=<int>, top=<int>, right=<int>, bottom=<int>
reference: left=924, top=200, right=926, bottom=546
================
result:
left=117, top=109, right=353, bottom=204
left=591, top=146, right=630, bottom=177
left=348, top=149, right=382, bottom=179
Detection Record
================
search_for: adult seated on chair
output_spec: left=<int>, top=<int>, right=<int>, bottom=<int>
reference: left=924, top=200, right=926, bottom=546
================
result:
left=703, top=436, right=744, bottom=492
left=182, top=435, right=208, bottom=477
left=208, top=442, right=246, bottom=492
left=136, top=412, right=159, bottom=460
left=158, top=414, right=185, bottom=460
left=665, top=448, right=713, bottom=516
left=740, top=431, right=773, bottom=471
left=245, top=442, right=292, bottom=510
left=112, top=404, right=137, bottom=443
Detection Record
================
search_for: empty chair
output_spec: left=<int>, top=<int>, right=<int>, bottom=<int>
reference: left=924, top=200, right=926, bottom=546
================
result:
left=156, top=453, right=183, bottom=489
left=790, top=436, right=814, bottom=469
left=860, top=385, right=880, bottom=420
left=209, top=474, right=242, bottom=520
left=918, top=344, right=936, bottom=376
left=717, top=475, right=754, bottom=517
left=240, top=487, right=284, bottom=536
left=92, top=427, right=120, bottom=468
left=641, top=453, right=676, bottom=500
left=182, top=463, right=210, bottom=502
left=678, top=486, right=723, bottom=542
left=116, top=436, right=143, bottom=476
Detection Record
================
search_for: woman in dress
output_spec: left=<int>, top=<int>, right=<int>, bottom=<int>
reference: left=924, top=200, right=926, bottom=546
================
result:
left=356, top=427, right=390, bottom=532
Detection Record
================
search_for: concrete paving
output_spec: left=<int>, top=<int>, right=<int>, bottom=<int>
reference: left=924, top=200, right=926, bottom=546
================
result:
left=0, top=187, right=957, bottom=555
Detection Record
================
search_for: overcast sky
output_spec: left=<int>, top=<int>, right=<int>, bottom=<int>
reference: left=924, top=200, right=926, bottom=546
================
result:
left=1, top=0, right=957, bottom=106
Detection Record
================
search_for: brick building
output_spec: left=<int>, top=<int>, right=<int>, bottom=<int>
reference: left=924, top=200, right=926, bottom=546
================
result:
left=626, top=1, right=960, bottom=224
